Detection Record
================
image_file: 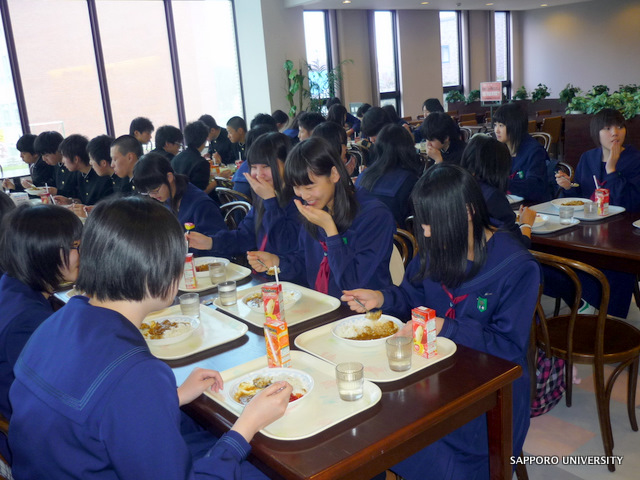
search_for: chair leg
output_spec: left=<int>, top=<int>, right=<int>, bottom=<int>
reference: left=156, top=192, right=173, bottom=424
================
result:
left=515, top=451, right=529, bottom=480
left=628, top=357, right=639, bottom=431
left=633, top=275, right=640, bottom=309
left=593, top=364, right=616, bottom=472
left=565, top=359, right=573, bottom=407
left=553, top=297, right=561, bottom=316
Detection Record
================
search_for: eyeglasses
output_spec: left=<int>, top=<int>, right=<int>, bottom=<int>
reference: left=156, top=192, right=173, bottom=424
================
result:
left=70, top=240, right=81, bottom=251
left=140, top=185, right=162, bottom=196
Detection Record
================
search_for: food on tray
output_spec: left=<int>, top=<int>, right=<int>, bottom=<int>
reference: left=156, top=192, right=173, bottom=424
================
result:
left=266, top=266, right=281, bottom=276
left=364, top=309, right=382, bottom=320
left=562, top=200, right=585, bottom=206
left=195, top=263, right=209, bottom=272
left=244, top=292, right=263, bottom=309
left=140, top=319, right=192, bottom=340
left=233, top=375, right=307, bottom=405
left=338, top=319, right=398, bottom=341
left=242, top=289, right=299, bottom=310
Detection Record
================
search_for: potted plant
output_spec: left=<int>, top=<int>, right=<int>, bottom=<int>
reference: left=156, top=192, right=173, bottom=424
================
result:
left=445, top=90, right=465, bottom=104
left=512, top=86, right=528, bottom=100
left=617, top=84, right=639, bottom=95
left=559, top=84, right=581, bottom=104
left=567, top=94, right=588, bottom=114
left=531, top=84, right=551, bottom=102
left=466, top=89, right=480, bottom=104
left=590, top=84, right=609, bottom=96
left=284, top=60, right=308, bottom=118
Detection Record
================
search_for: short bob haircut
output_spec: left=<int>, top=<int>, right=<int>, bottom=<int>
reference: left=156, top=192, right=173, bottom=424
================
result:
left=422, top=98, right=444, bottom=114
left=16, top=134, right=37, bottom=154
left=298, top=112, right=325, bottom=134
left=76, top=195, right=185, bottom=302
left=226, top=116, right=247, bottom=132
left=459, top=134, right=512, bottom=193
left=250, top=113, right=277, bottom=130
left=129, top=117, right=154, bottom=136
left=590, top=108, right=626, bottom=146
left=112, top=135, right=143, bottom=159
left=492, top=103, right=528, bottom=155
left=59, top=134, right=90, bottom=166
left=0, top=204, right=83, bottom=293
left=356, top=103, right=372, bottom=118
left=183, top=121, right=209, bottom=150
left=87, top=134, right=115, bottom=164
left=271, top=109, right=289, bottom=127
left=311, top=121, right=347, bottom=161
left=420, top=112, right=460, bottom=144
left=412, top=164, right=491, bottom=288
left=133, top=152, right=188, bottom=212
left=198, top=114, right=219, bottom=130
left=360, top=107, right=391, bottom=138
left=326, top=104, right=348, bottom=126
left=34, top=131, right=64, bottom=155
left=155, top=125, right=183, bottom=149
left=285, top=136, right=357, bottom=238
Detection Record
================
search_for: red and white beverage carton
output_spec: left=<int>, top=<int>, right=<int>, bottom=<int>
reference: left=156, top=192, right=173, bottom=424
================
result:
left=262, top=283, right=291, bottom=368
left=412, top=306, right=437, bottom=359
left=183, top=253, right=198, bottom=290
left=595, top=188, right=609, bottom=216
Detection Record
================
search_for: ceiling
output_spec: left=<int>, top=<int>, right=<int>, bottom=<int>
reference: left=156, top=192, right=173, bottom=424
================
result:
left=284, top=0, right=592, bottom=11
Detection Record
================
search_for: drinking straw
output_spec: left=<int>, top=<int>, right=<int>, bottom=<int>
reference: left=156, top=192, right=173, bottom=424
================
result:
left=274, top=266, right=280, bottom=286
left=593, top=175, right=599, bottom=190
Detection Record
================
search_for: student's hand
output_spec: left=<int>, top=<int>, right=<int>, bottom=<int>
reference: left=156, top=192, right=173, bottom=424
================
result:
left=53, top=195, right=72, bottom=205
left=219, top=169, right=233, bottom=179
left=44, top=186, right=57, bottom=195
left=341, top=289, right=384, bottom=312
left=294, top=199, right=338, bottom=236
left=395, top=320, right=413, bottom=337
left=2, top=178, right=14, bottom=190
left=518, top=206, right=536, bottom=227
left=605, top=140, right=622, bottom=174
left=243, top=172, right=276, bottom=200
left=69, top=203, right=87, bottom=218
left=20, top=178, right=34, bottom=189
left=247, top=251, right=279, bottom=272
left=555, top=171, right=571, bottom=190
left=185, top=231, right=213, bottom=251
left=232, top=381, right=292, bottom=443
left=212, top=152, right=222, bottom=165
left=177, top=367, right=224, bottom=406
left=426, top=142, right=443, bottom=164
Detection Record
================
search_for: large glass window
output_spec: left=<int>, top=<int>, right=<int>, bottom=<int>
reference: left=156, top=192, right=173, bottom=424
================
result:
left=374, top=11, right=399, bottom=110
left=173, top=0, right=242, bottom=124
left=440, top=11, right=462, bottom=89
left=303, top=10, right=331, bottom=103
left=494, top=11, right=511, bottom=97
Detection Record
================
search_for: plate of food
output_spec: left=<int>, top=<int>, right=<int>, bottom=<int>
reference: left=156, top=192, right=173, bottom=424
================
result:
left=331, top=314, right=404, bottom=348
left=532, top=214, right=548, bottom=228
left=550, top=198, right=592, bottom=211
left=139, top=315, right=200, bottom=346
left=25, top=186, right=48, bottom=196
left=227, top=367, right=313, bottom=408
left=193, top=256, right=230, bottom=278
left=241, top=288, right=302, bottom=314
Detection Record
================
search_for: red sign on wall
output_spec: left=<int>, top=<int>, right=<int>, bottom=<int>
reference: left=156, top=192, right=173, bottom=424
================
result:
left=480, top=82, right=502, bottom=102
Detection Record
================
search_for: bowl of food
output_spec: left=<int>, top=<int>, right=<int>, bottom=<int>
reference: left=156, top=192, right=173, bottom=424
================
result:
left=241, top=288, right=302, bottom=314
left=139, top=315, right=199, bottom=346
left=193, top=256, right=230, bottom=278
left=331, top=314, right=404, bottom=347
left=227, top=367, right=313, bottom=408
left=532, top=214, right=548, bottom=228
left=551, top=198, right=592, bottom=211
left=25, top=186, right=48, bottom=196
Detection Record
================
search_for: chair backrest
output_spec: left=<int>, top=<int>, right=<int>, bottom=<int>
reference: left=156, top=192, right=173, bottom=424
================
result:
left=459, top=113, right=477, bottom=123
left=347, top=146, right=366, bottom=172
left=527, top=119, right=537, bottom=133
left=541, top=116, right=563, bottom=144
left=446, top=110, right=458, bottom=118
left=394, top=228, right=418, bottom=264
left=536, top=109, right=552, bottom=117
left=459, top=126, right=472, bottom=142
left=556, top=161, right=574, bottom=180
left=219, top=200, right=251, bottom=229
left=215, top=187, right=252, bottom=205
left=214, top=176, right=234, bottom=189
left=401, top=116, right=412, bottom=122
left=459, top=119, right=478, bottom=126
left=531, top=132, right=552, bottom=151
left=389, top=244, right=405, bottom=286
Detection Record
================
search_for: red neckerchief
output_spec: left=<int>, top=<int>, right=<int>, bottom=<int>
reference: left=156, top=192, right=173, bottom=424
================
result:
left=259, top=234, right=268, bottom=252
left=314, top=241, right=330, bottom=294
left=441, top=284, right=468, bottom=319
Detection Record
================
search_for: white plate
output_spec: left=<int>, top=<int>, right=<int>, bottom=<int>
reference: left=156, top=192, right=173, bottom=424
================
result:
left=193, top=256, right=230, bottom=278
left=507, top=194, right=524, bottom=204
left=227, top=367, right=314, bottom=408
left=550, top=198, right=592, bottom=211
left=633, top=219, right=640, bottom=229
left=331, top=315, right=404, bottom=348
left=533, top=214, right=548, bottom=228
left=240, top=288, right=302, bottom=314
left=25, top=187, right=48, bottom=196
left=140, top=315, right=199, bottom=346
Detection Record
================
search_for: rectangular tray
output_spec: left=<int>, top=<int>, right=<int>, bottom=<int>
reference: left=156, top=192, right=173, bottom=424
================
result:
left=531, top=215, right=580, bottom=235
left=295, top=321, right=457, bottom=383
left=179, top=262, right=251, bottom=293
left=532, top=201, right=625, bottom=220
left=143, top=305, right=248, bottom=360
left=205, top=350, right=382, bottom=441
left=213, top=281, right=341, bottom=328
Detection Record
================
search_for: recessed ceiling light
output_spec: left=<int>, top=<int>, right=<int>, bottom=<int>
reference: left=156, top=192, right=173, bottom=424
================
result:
left=343, top=0, right=351, bottom=4
left=421, top=1, right=429, bottom=4
left=541, top=3, right=548, bottom=6
left=486, top=2, right=494, bottom=5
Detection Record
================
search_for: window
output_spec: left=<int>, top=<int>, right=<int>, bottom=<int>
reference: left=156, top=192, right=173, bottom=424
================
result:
left=440, top=11, right=462, bottom=91
left=494, top=11, right=511, bottom=98
left=374, top=11, right=400, bottom=111
left=303, top=11, right=332, bottom=105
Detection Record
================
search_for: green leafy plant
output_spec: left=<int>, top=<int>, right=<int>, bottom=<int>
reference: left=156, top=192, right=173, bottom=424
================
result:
left=445, top=90, right=465, bottom=103
left=590, top=84, right=609, bottom=96
left=284, top=60, right=308, bottom=118
left=559, top=84, right=581, bottom=104
left=531, top=83, right=551, bottom=102
left=512, top=86, right=528, bottom=100
left=466, top=89, right=480, bottom=104
left=567, top=94, right=589, bottom=114
left=567, top=89, right=640, bottom=119
left=617, top=84, right=639, bottom=95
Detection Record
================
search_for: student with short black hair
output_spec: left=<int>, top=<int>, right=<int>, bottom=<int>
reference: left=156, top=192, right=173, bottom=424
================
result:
left=420, top=112, right=466, bottom=166
left=360, top=107, right=391, bottom=143
left=312, top=121, right=356, bottom=175
left=110, top=135, right=143, bottom=195
left=382, top=104, right=413, bottom=137
left=0, top=204, right=82, bottom=463
left=250, top=113, right=277, bottom=131
left=4, top=134, right=54, bottom=190
left=56, top=134, right=113, bottom=208
left=422, top=98, right=444, bottom=116
left=129, top=116, right=154, bottom=145
left=87, top=134, right=122, bottom=194
left=171, top=121, right=217, bottom=195
left=151, top=125, right=183, bottom=161
left=325, top=97, right=360, bottom=136
left=199, top=114, right=235, bottom=165
left=34, top=131, right=79, bottom=198
left=272, top=109, right=289, bottom=131
left=297, top=112, right=325, bottom=141
left=226, top=116, right=248, bottom=162
left=8, top=196, right=291, bottom=478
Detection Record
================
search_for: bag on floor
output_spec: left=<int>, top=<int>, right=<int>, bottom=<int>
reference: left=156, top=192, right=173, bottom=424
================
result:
left=531, top=347, right=566, bottom=417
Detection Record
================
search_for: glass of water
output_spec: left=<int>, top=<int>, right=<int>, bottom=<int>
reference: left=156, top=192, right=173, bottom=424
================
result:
left=335, top=362, right=364, bottom=401
left=386, top=336, right=413, bottom=372
left=558, top=205, right=574, bottom=225
left=208, top=262, right=226, bottom=286
left=218, top=280, right=237, bottom=306
left=179, top=293, right=200, bottom=318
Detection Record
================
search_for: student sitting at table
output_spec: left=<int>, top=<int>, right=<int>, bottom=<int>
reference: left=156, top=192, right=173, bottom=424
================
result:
left=1, top=134, right=54, bottom=191
left=493, top=103, right=550, bottom=203
left=227, top=115, right=248, bottom=162
left=134, top=153, right=226, bottom=243
left=129, top=116, right=154, bottom=148
left=360, top=106, right=391, bottom=145
left=8, top=196, right=291, bottom=479
left=382, top=104, right=413, bottom=137
left=282, top=113, right=301, bottom=145
left=110, top=134, right=142, bottom=195
left=0, top=204, right=82, bottom=463
left=34, top=131, right=79, bottom=198
left=247, top=137, right=396, bottom=299
left=312, top=121, right=357, bottom=176
left=556, top=108, right=640, bottom=212
left=342, top=164, right=539, bottom=480
left=171, top=121, right=217, bottom=196
left=88, top=134, right=124, bottom=196
left=325, top=97, right=361, bottom=137
left=297, top=111, right=325, bottom=142
left=186, top=132, right=300, bottom=261
left=272, top=109, right=289, bottom=132
left=422, top=98, right=445, bottom=117
left=355, top=123, right=421, bottom=229
left=420, top=111, right=466, bottom=166
left=150, top=125, right=183, bottom=162
left=200, top=114, right=235, bottom=166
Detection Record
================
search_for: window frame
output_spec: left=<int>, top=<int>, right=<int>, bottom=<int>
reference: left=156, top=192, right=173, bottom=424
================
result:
left=494, top=10, right=512, bottom=100
left=441, top=10, right=463, bottom=96
left=374, top=10, right=401, bottom=113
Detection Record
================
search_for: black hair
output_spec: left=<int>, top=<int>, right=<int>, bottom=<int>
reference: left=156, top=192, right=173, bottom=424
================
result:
left=245, top=124, right=278, bottom=151
left=16, top=134, right=37, bottom=154
left=0, top=191, right=15, bottom=222
left=0, top=204, right=82, bottom=293
left=250, top=113, right=277, bottom=130
left=382, top=105, right=401, bottom=123
left=312, top=121, right=347, bottom=161
left=284, top=137, right=357, bottom=238
left=77, top=196, right=185, bottom=302
left=226, top=116, right=247, bottom=132
left=358, top=124, right=421, bottom=190
left=325, top=97, right=342, bottom=108
left=111, top=135, right=143, bottom=158
left=198, top=114, right=219, bottom=130
left=459, top=134, right=511, bottom=193
left=87, top=134, right=115, bottom=164
left=298, top=112, right=325, bottom=134
left=422, top=98, right=444, bottom=113
left=360, top=107, right=391, bottom=138
left=493, top=103, right=528, bottom=155
left=326, top=104, right=348, bottom=126
left=420, top=112, right=461, bottom=144
left=129, top=117, right=154, bottom=136
left=272, top=110, right=289, bottom=126
left=59, top=134, right=90, bottom=166
left=183, top=121, right=209, bottom=150
left=411, top=164, right=491, bottom=288
left=356, top=103, right=372, bottom=118
left=133, top=152, right=188, bottom=213
left=155, top=125, right=183, bottom=149
left=34, top=131, right=64, bottom=155
left=590, top=108, right=626, bottom=146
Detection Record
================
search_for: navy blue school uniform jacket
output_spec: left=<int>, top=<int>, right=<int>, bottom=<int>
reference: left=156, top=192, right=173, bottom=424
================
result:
left=172, top=147, right=211, bottom=192
left=381, top=231, right=540, bottom=480
left=75, top=168, right=114, bottom=205
left=508, top=134, right=550, bottom=203
left=175, top=183, right=226, bottom=240
left=55, top=162, right=79, bottom=198
left=30, top=157, right=56, bottom=187
left=479, top=181, right=530, bottom=248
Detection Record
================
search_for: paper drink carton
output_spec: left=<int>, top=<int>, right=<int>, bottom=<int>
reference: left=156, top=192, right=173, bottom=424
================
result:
left=262, top=283, right=291, bottom=368
left=595, top=188, right=609, bottom=216
left=412, top=306, right=437, bottom=359
left=183, top=253, right=198, bottom=289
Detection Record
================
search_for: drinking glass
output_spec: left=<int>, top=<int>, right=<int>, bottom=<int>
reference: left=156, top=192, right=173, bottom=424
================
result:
left=335, top=362, right=364, bottom=401
left=584, top=202, right=597, bottom=218
left=179, top=293, right=200, bottom=318
left=558, top=206, right=574, bottom=225
left=386, top=336, right=413, bottom=372
left=218, top=281, right=237, bottom=306
left=208, top=262, right=226, bottom=286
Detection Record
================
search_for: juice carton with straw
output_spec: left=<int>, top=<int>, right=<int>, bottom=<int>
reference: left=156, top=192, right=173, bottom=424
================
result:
left=595, top=188, right=609, bottom=215
left=183, top=253, right=198, bottom=290
left=262, top=283, right=291, bottom=368
left=412, top=306, right=437, bottom=359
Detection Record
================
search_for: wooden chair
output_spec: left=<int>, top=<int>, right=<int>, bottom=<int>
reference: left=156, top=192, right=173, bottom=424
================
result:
left=446, top=110, right=458, bottom=118
left=527, top=120, right=537, bottom=133
left=535, top=109, right=552, bottom=118
left=530, top=250, right=640, bottom=471
left=459, top=119, right=478, bottom=127
left=393, top=228, right=418, bottom=266
left=541, top=116, right=563, bottom=157
left=215, top=186, right=251, bottom=205
left=530, top=132, right=551, bottom=151
left=214, top=176, right=234, bottom=189
left=458, top=113, right=477, bottom=123
left=401, top=116, right=412, bottom=122
left=219, top=200, right=251, bottom=230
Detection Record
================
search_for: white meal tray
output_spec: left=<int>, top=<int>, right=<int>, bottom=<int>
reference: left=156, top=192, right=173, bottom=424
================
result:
left=143, top=305, right=248, bottom=360
left=531, top=201, right=625, bottom=220
left=294, top=321, right=457, bottom=383
left=205, top=350, right=382, bottom=441
left=507, top=194, right=524, bottom=205
left=213, top=281, right=341, bottom=328
left=531, top=215, right=580, bottom=234
left=179, top=262, right=251, bottom=292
